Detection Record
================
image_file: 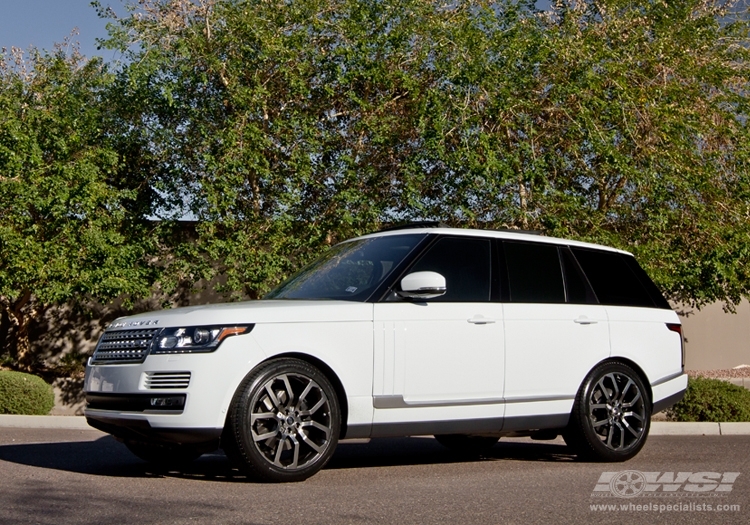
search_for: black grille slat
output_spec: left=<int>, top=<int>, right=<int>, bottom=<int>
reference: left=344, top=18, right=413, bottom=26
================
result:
left=91, top=329, right=160, bottom=364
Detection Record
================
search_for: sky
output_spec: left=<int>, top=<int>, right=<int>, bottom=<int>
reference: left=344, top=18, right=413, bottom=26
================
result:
left=0, top=0, right=120, bottom=60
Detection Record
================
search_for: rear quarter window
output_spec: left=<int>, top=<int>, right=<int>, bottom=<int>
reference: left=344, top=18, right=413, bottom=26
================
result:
left=570, top=248, right=669, bottom=309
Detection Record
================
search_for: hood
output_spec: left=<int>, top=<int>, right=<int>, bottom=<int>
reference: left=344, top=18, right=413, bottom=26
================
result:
left=107, top=300, right=373, bottom=329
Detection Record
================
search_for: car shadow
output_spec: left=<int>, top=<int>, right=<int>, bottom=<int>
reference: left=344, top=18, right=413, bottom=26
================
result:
left=0, top=435, right=576, bottom=482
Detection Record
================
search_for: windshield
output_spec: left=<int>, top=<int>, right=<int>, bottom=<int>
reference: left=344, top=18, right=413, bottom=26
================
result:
left=266, top=234, right=425, bottom=301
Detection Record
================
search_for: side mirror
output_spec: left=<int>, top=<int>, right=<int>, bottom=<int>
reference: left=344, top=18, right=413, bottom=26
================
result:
left=396, top=271, right=447, bottom=300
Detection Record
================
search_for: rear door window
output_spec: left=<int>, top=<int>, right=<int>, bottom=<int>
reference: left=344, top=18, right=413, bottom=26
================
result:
left=503, top=241, right=565, bottom=303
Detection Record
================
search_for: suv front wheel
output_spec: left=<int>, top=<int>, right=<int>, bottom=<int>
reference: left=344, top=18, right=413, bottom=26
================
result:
left=224, top=358, right=341, bottom=482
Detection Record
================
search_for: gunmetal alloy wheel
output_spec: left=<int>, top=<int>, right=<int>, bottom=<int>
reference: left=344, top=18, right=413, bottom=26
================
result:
left=564, top=361, right=651, bottom=462
left=225, top=358, right=341, bottom=482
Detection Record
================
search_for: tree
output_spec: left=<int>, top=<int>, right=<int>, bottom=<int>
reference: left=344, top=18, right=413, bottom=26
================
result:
left=413, top=0, right=750, bottom=307
left=99, top=0, right=750, bottom=308
left=0, top=44, right=160, bottom=370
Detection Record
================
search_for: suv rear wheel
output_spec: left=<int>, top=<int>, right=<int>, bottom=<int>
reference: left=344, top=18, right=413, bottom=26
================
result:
left=564, top=361, right=650, bottom=461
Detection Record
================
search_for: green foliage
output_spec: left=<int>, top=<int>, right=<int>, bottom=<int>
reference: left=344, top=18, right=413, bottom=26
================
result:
left=96, top=0, right=750, bottom=307
left=3, top=1, right=750, bottom=375
left=0, top=44, right=163, bottom=369
left=666, top=377, right=750, bottom=422
left=0, top=371, right=55, bottom=415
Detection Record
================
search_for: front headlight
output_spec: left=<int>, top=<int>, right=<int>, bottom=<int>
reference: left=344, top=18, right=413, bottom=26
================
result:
left=150, top=325, right=253, bottom=354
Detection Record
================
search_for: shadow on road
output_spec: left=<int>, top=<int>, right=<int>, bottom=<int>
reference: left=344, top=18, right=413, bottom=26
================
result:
left=0, top=435, right=575, bottom=482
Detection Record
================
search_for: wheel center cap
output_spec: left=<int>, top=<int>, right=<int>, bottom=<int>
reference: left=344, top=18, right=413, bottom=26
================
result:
left=286, top=416, right=295, bottom=426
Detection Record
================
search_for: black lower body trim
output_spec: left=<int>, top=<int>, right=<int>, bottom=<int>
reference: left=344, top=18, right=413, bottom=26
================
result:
left=653, top=389, right=686, bottom=414
left=368, top=413, right=569, bottom=438
left=85, top=414, right=222, bottom=445
left=86, top=393, right=186, bottom=412
left=501, top=413, right=570, bottom=432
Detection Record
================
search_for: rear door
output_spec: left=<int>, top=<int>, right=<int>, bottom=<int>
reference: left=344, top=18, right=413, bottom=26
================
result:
left=501, top=241, right=610, bottom=426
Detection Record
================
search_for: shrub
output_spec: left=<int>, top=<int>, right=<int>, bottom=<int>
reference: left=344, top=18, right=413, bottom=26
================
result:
left=0, top=371, right=55, bottom=415
left=666, top=377, right=750, bottom=422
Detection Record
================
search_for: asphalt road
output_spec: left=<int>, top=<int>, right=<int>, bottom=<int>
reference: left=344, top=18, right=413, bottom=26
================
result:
left=0, top=428, right=748, bottom=525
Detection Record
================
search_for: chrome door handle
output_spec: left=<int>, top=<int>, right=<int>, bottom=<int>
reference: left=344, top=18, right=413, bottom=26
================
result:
left=574, top=316, right=598, bottom=325
left=468, top=316, right=496, bottom=324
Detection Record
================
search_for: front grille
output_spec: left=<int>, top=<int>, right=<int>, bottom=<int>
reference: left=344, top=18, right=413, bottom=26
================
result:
left=91, top=328, right=161, bottom=364
left=144, top=371, right=191, bottom=389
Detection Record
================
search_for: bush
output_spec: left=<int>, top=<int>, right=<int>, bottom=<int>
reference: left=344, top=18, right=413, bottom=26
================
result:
left=666, top=377, right=750, bottom=422
left=0, top=371, right=55, bottom=415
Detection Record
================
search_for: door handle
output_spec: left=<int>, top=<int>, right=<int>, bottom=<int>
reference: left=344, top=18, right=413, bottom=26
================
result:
left=468, top=316, right=496, bottom=324
left=574, top=316, right=598, bottom=325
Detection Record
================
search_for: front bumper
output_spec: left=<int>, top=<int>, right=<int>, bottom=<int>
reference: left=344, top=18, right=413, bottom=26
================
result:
left=83, top=334, right=265, bottom=440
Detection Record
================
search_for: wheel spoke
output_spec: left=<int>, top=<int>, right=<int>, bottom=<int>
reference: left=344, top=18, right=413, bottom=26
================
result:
left=298, top=429, right=323, bottom=454
left=280, top=374, right=294, bottom=407
left=596, top=378, right=613, bottom=402
left=273, top=435, right=287, bottom=466
left=295, top=379, right=314, bottom=411
left=623, top=419, right=641, bottom=438
left=616, top=422, right=625, bottom=449
left=300, top=420, right=331, bottom=438
left=607, top=374, right=620, bottom=399
left=264, top=383, right=282, bottom=410
left=623, top=390, right=641, bottom=408
left=298, top=397, right=326, bottom=417
left=590, top=403, right=608, bottom=410
left=619, top=379, right=634, bottom=403
left=250, top=412, right=276, bottom=423
left=289, top=435, right=300, bottom=469
left=592, top=418, right=610, bottom=428
left=623, top=411, right=643, bottom=422
left=253, top=429, right=278, bottom=442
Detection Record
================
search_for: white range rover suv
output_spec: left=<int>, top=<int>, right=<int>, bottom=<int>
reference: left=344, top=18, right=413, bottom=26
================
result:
left=85, top=225, right=687, bottom=482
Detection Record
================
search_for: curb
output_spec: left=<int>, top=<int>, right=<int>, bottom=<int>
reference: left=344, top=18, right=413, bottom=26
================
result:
left=0, top=415, right=90, bottom=429
left=1, top=416, right=750, bottom=435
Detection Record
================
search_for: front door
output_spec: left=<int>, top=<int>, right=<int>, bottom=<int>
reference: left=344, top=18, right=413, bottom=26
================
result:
left=372, top=236, right=505, bottom=435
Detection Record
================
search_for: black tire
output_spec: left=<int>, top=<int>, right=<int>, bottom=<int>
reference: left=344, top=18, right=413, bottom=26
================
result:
left=224, top=358, right=341, bottom=482
left=124, top=440, right=206, bottom=467
left=565, top=361, right=651, bottom=462
left=434, top=434, right=499, bottom=455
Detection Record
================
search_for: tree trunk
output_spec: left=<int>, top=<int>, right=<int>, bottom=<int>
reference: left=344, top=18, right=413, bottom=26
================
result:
left=0, top=289, right=36, bottom=371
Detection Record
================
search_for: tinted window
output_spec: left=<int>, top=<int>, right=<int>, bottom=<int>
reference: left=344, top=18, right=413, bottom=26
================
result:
left=504, top=241, right=565, bottom=303
left=571, top=248, right=658, bottom=308
left=560, top=247, right=597, bottom=304
left=408, top=237, right=491, bottom=302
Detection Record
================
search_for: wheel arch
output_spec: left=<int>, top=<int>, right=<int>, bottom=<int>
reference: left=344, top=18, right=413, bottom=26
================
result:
left=263, top=352, right=350, bottom=439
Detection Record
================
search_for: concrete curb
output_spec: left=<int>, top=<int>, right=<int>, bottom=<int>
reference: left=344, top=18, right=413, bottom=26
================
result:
left=0, top=415, right=91, bottom=429
left=1, top=416, right=750, bottom=434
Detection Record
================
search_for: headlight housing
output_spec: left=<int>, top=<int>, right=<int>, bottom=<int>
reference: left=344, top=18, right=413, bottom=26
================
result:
left=150, top=325, right=253, bottom=354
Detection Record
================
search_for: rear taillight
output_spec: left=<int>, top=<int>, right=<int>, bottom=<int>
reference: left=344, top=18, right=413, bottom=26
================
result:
left=666, top=323, right=685, bottom=371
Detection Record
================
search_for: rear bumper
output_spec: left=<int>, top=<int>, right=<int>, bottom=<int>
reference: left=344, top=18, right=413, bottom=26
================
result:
left=651, top=373, right=688, bottom=414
